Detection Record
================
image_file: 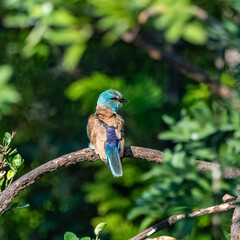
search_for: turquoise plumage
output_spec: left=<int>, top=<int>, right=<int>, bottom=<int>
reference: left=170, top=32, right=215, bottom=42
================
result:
left=87, top=89, right=127, bottom=177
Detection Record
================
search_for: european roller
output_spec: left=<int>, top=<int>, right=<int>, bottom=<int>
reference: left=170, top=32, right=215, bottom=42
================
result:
left=87, top=89, right=127, bottom=177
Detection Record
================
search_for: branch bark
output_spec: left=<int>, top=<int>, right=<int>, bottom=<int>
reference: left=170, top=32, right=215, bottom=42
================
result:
left=146, top=237, right=176, bottom=240
left=231, top=197, right=240, bottom=240
left=130, top=194, right=237, bottom=240
left=0, top=146, right=239, bottom=214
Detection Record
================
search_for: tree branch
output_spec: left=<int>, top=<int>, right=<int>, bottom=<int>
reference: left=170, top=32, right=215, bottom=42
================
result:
left=126, top=37, right=232, bottom=98
left=130, top=194, right=238, bottom=240
left=231, top=197, right=240, bottom=240
left=121, top=5, right=234, bottom=99
left=0, top=146, right=239, bottom=214
left=146, top=236, right=176, bottom=240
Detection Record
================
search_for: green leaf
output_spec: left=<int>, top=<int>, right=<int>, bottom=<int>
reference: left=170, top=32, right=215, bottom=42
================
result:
left=224, top=21, right=238, bottom=34
left=6, top=169, right=15, bottom=180
left=62, top=44, right=86, bottom=70
left=162, top=114, right=175, bottom=125
left=0, top=65, right=13, bottom=85
left=49, top=9, right=77, bottom=27
left=4, top=132, right=12, bottom=146
left=12, top=154, right=24, bottom=168
left=94, top=222, right=107, bottom=236
left=183, top=22, right=207, bottom=44
left=0, top=65, right=20, bottom=110
left=64, top=232, right=79, bottom=240
left=139, top=216, right=154, bottom=231
left=0, top=178, right=5, bottom=191
left=221, top=73, right=236, bottom=87
left=165, top=19, right=185, bottom=43
left=80, top=238, right=90, bottom=240
left=45, top=27, right=91, bottom=45
left=3, top=14, right=34, bottom=28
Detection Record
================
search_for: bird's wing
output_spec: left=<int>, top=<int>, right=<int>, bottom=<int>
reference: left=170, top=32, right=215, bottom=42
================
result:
left=87, top=114, right=108, bottom=160
left=99, top=112, right=125, bottom=156
left=98, top=113, right=124, bottom=177
left=115, top=114, right=125, bottom=157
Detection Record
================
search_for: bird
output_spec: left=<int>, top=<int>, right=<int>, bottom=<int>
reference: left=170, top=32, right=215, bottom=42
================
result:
left=87, top=89, right=127, bottom=177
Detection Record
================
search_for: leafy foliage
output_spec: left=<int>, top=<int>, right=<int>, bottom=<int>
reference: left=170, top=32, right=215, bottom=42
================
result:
left=160, top=101, right=240, bottom=167
left=0, top=132, right=24, bottom=192
left=0, top=132, right=28, bottom=216
left=2, top=0, right=210, bottom=71
left=0, top=0, right=240, bottom=239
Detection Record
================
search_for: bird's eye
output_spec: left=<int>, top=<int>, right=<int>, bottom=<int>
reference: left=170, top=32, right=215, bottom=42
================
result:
left=110, top=97, right=118, bottom=101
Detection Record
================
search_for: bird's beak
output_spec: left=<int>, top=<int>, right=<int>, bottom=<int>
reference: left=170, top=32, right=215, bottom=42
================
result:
left=120, top=97, right=128, bottom=102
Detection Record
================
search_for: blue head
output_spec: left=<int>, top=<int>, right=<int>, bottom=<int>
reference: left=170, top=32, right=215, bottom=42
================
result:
left=97, top=89, right=127, bottom=113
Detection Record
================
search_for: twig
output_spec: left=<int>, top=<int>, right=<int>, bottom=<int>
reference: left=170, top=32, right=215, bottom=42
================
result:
left=130, top=194, right=238, bottom=240
left=0, top=146, right=239, bottom=214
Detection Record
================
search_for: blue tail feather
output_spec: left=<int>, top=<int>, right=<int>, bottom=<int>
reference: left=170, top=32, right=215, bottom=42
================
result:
left=105, top=126, right=123, bottom=177
left=105, top=143, right=123, bottom=177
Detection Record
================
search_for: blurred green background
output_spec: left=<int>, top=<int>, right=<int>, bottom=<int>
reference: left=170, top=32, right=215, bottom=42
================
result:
left=0, top=0, right=240, bottom=239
